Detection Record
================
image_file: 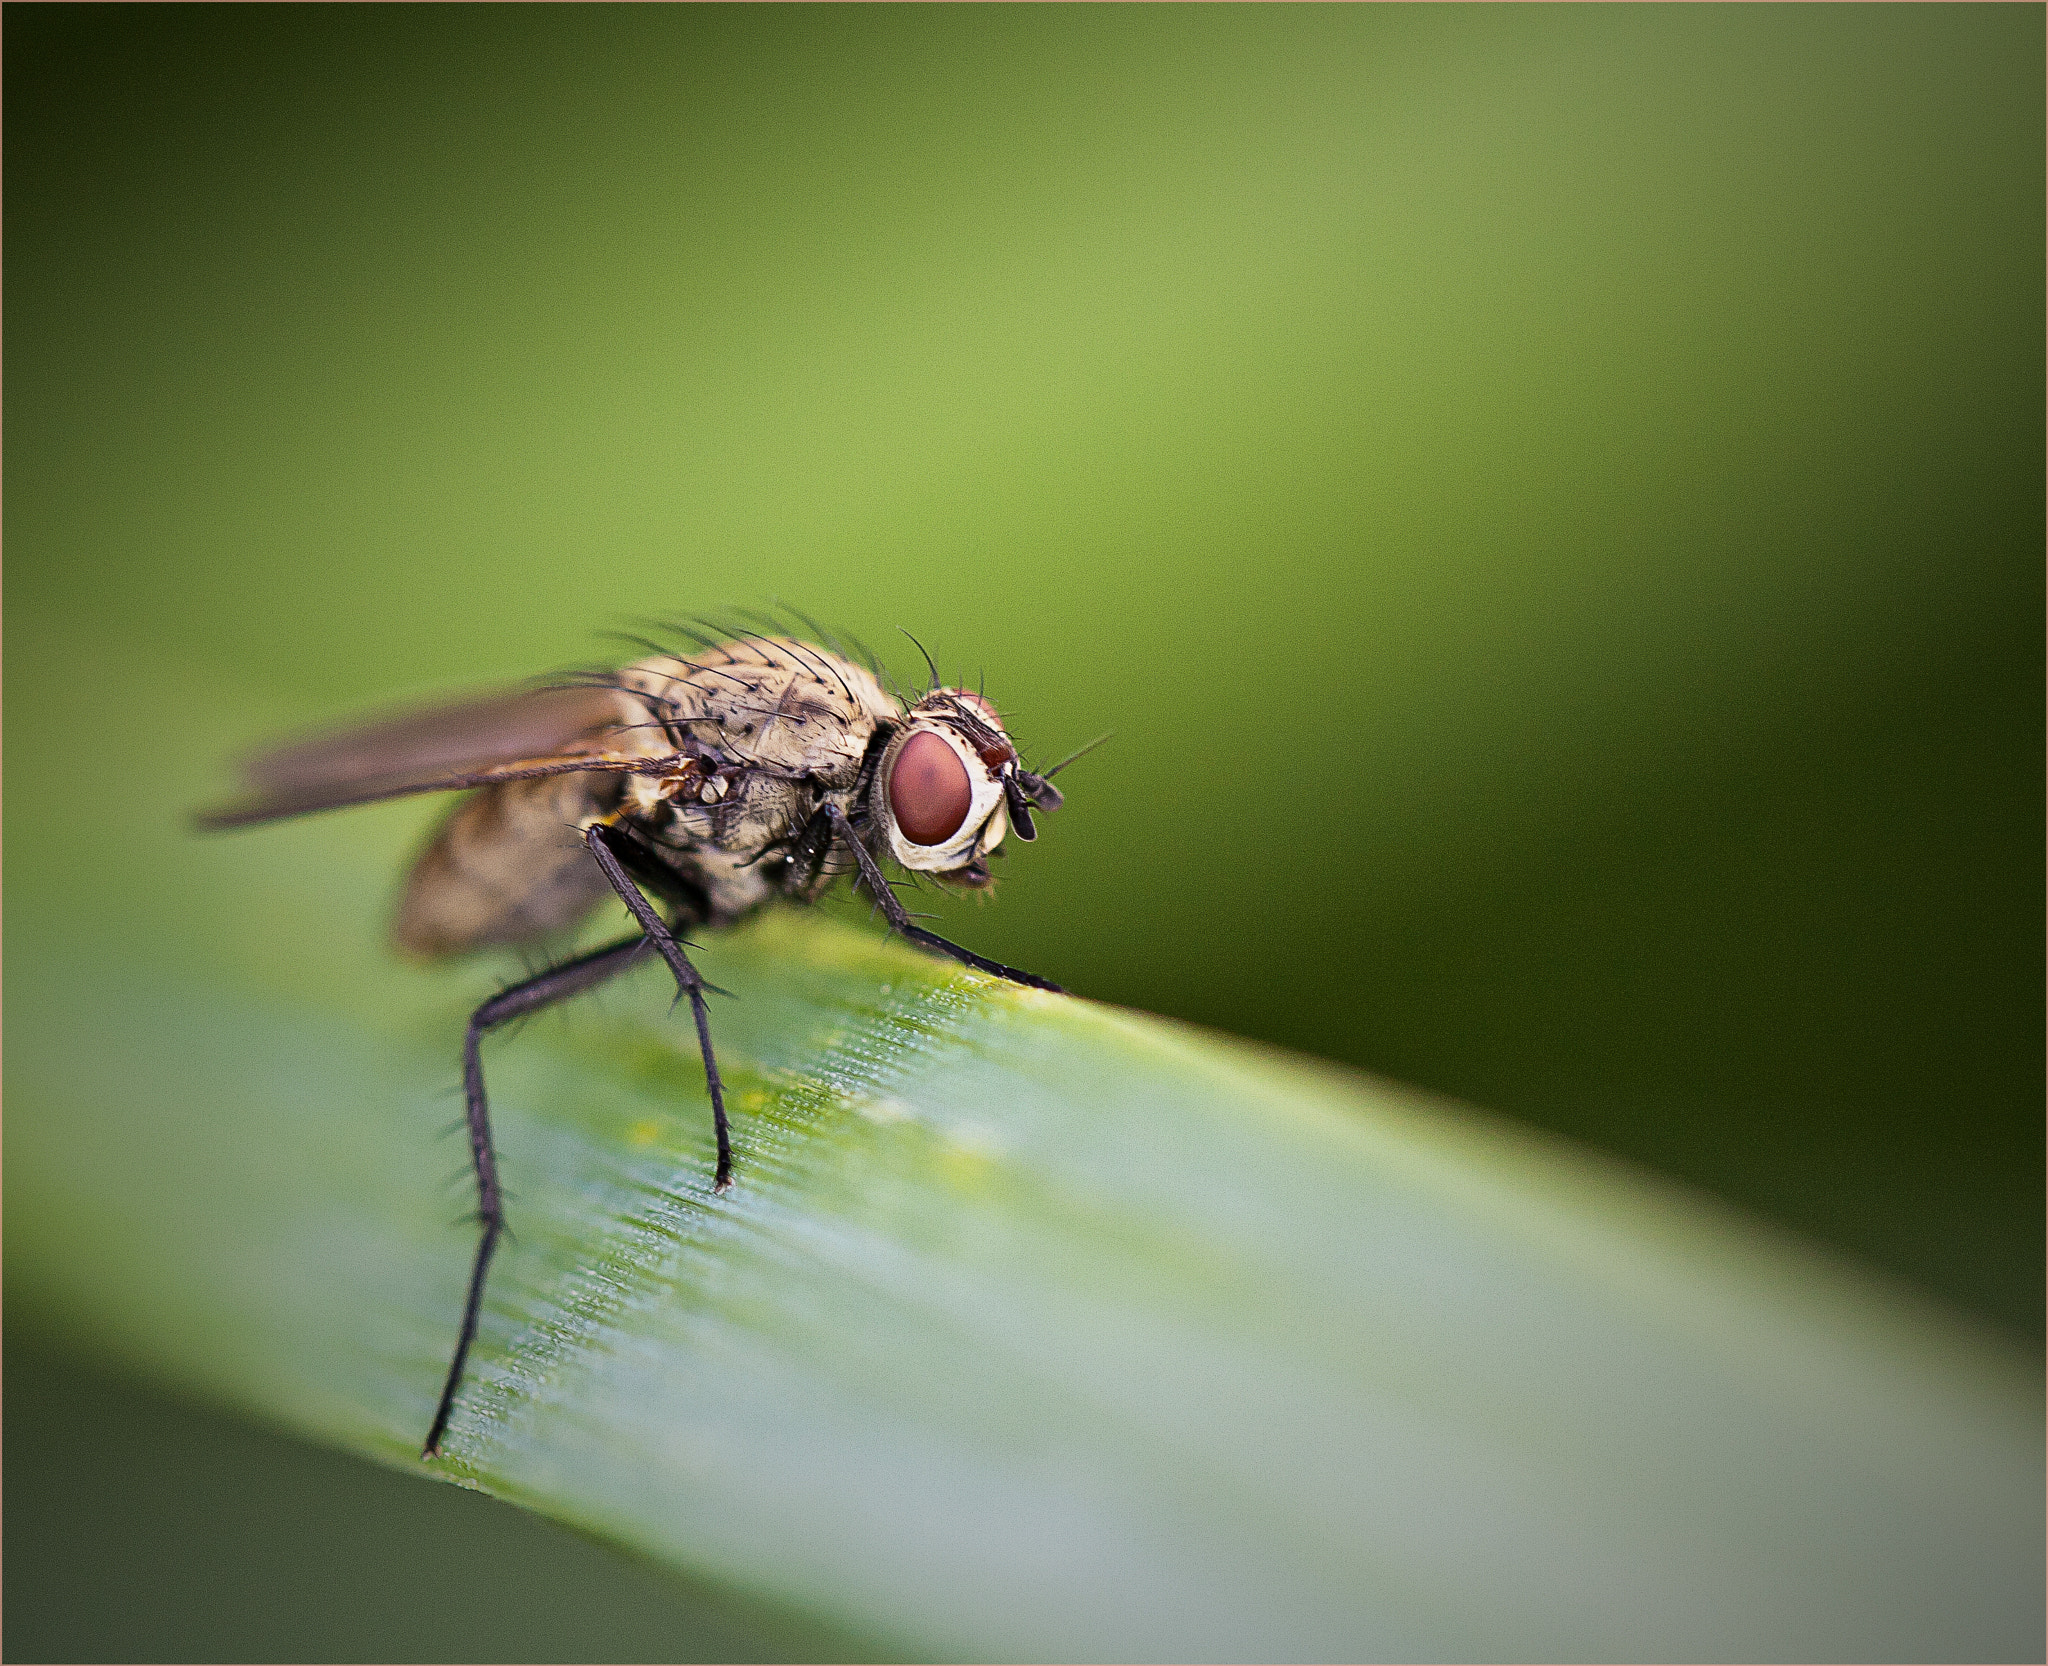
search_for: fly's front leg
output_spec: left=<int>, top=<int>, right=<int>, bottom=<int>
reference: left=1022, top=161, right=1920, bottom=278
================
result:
left=582, top=823, right=734, bottom=1191
left=427, top=931, right=651, bottom=1459
left=824, top=804, right=1064, bottom=993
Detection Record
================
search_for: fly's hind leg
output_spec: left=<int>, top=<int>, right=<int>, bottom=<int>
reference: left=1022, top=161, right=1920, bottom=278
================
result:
left=824, top=804, right=1064, bottom=994
left=582, top=823, right=734, bottom=1192
left=426, top=931, right=651, bottom=1459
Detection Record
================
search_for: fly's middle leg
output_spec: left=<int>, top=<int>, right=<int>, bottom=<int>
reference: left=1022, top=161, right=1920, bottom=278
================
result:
left=582, top=822, right=734, bottom=1190
left=782, top=806, right=838, bottom=898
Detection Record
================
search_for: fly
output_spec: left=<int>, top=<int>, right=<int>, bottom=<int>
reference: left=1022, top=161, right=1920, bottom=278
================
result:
left=198, top=617, right=1095, bottom=1457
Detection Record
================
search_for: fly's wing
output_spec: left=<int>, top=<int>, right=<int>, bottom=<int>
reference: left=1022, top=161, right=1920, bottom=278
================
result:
left=196, top=683, right=651, bottom=829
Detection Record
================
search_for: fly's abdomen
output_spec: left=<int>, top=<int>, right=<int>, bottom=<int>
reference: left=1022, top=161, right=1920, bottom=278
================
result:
left=394, top=774, right=616, bottom=957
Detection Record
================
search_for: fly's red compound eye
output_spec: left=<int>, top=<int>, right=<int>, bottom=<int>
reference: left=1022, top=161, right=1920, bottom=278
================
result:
left=889, top=730, right=973, bottom=846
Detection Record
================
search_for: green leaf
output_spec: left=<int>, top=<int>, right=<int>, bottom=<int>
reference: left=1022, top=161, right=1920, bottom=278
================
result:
left=6, top=640, right=2040, bottom=1661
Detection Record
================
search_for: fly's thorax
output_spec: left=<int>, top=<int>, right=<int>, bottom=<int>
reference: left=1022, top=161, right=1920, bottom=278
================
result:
left=673, top=766, right=807, bottom=851
left=871, top=690, right=1020, bottom=881
left=616, top=638, right=894, bottom=787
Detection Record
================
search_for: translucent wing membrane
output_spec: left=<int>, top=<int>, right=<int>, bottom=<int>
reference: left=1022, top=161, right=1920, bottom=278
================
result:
left=197, top=684, right=640, bottom=829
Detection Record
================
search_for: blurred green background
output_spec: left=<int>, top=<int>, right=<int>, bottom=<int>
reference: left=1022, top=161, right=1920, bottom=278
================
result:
left=7, top=4, right=2041, bottom=1660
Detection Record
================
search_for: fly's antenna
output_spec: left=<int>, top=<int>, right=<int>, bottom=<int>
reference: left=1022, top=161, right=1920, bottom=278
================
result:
left=898, top=627, right=941, bottom=694
left=1042, top=732, right=1114, bottom=779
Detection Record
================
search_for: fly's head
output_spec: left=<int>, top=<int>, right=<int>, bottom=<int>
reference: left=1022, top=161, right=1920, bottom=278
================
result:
left=872, top=689, right=1064, bottom=888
